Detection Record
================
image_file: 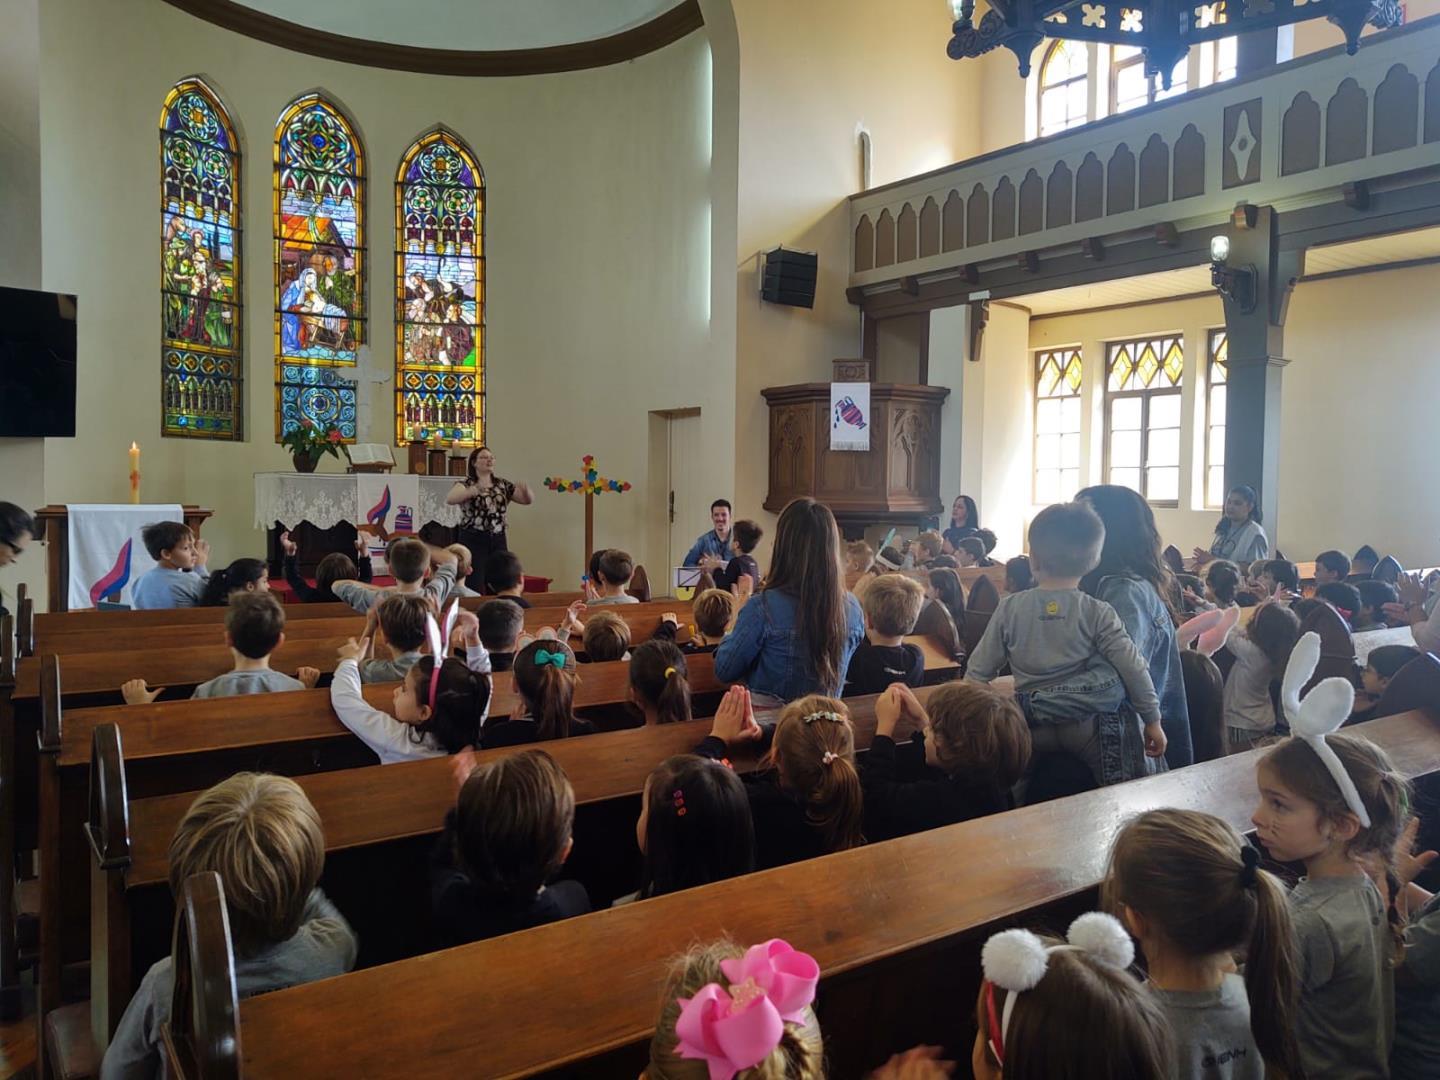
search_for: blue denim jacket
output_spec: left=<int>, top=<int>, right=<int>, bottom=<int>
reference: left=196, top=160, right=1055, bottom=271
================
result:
left=1092, top=574, right=1192, bottom=767
left=714, top=588, right=865, bottom=703
left=683, top=530, right=730, bottom=568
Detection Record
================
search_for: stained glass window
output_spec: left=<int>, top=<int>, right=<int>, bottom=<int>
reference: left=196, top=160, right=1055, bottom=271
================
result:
left=273, top=94, right=365, bottom=441
left=1034, top=348, right=1083, bottom=505
left=161, top=79, right=242, bottom=439
left=1104, top=335, right=1184, bottom=503
left=1206, top=329, right=1228, bottom=508
left=1038, top=42, right=1090, bottom=138
left=394, top=130, right=485, bottom=446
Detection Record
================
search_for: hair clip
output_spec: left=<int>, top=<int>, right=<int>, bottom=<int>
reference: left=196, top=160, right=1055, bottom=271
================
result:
left=533, top=647, right=568, bottom=670
left=801, top=710, right=842, bottom=725
left=664, top=666, right=678, bottom=679
left=673, top=788, right=686, bottom=817
left=676, top=940, right=819, bottom=1079
left=981, top=913, right=1132, bottom=1067
left=821, top=751, right=838, bottom=765
left=1281, top=632, right=1369, bottom=827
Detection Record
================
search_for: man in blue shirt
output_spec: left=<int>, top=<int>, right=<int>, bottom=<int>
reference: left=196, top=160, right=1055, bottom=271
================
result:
left=682, top=499, right=734, bottom=571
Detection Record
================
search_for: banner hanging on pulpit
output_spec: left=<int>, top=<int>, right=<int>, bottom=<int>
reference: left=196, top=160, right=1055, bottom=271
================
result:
left=830, top=382, right=871, bottom=452
left=67, top=503, right=184, bottom=609
left=354, top=475, right=420, bottom=573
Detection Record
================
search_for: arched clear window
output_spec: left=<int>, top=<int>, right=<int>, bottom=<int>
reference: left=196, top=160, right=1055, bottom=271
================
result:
left=394, top=130, right=485, bottom=446
left=161, top=79, right=242, bottom=438
left=1038, top=41, right=1090, bottom=137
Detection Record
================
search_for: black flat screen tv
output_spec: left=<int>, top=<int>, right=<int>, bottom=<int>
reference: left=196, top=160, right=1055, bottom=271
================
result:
left=0, top=286, right=77, bottom=437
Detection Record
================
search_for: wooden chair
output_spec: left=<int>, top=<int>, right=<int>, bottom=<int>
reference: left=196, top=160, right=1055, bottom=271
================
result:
left=1297, top=602, right=1357, bottom=695
left=161, top=872, right=241, bottom=1080
left=1373, top=652, right=1440, bottom=719
left=912, top=599, right=962, bottom=665
left=1374, top=555, right=1404, bottom=585
left=1162, top=545, right=1184, bottom=574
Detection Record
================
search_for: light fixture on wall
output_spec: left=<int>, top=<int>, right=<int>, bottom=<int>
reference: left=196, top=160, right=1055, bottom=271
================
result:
left=947, top=0, right=1402, bottom=84
left=1209, top=234, right=1256, bottom=313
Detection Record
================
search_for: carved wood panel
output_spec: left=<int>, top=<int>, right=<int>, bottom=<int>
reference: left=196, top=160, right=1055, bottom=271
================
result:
left=1282, top=92, right=1321, bottom=175
left=1373, top=64, right=1419, bottom=155
left=769, top=405, right=813, bottom=503
left=1175, top=123, right=1207, bottom=197
left=1075, top=152, right=1103, bottom=222
left=942, top=190, right=965, bottom=251
left=854, top=215, right=873, bottom=272
left=875, top=209, right=896, bottom=267
left=1138, top=134, right=1169, bottom=208
left=1325, top=78, right=1368, bottom=165
left=1106, top=143, right=1136, bottom=216
left=897, top=203, right=918, bottom=263
left=919, top=196, right=941, bottom=258
left=889, top=405, right=938, bottom=496
left=1018, top=169, right=1044, bottom=235
left=1046, top=160, right=1073, bottom=228
left=991, top=177, right=1016, bottom=242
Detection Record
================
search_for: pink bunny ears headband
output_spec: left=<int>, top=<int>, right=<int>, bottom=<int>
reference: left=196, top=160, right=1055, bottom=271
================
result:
left=1282, top=631, right=1369, bottom=827
left=980, top=913, right=1134, bottom=1068
left=675, top=939, right=820, bottom=1080
left=423, top=599, right=462, bottom=708
left=1177, top=605, right=1240, bottom=658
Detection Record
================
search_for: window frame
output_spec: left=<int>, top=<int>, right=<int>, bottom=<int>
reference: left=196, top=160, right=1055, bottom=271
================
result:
left=1204, top=328, right=1228, bottom=510
left=1037, top=40, right=1091, bottom=138
left=1102, top=336, right=1185, bottom=507
left=1032, top=347, right=1084, bottom=506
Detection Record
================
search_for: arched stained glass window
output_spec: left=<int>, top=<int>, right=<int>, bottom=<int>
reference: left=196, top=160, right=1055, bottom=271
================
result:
left=161, top=79, right=242, bottom=439
left=394, top=130, right=485, bottom=446
left=273, top=93, right=365, bottom=441
left=1038, top=41, right=1090, bottom=137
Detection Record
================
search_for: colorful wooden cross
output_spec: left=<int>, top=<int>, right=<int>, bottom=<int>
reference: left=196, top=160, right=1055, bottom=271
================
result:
left=543, top=454, right=633, bottom=577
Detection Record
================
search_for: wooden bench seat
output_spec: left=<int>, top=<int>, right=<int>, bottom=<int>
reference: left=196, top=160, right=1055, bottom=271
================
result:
left=81, top=685, right=940, bottom=1052
left=154, top=707, right=1440, bottom=1079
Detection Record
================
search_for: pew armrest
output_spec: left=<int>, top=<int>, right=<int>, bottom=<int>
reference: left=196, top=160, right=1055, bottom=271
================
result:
left=163, top=871, right=242, bottom=1080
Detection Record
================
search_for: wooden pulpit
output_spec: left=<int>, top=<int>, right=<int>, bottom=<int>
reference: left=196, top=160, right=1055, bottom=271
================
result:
left=761, top=378, right=949, bottom=537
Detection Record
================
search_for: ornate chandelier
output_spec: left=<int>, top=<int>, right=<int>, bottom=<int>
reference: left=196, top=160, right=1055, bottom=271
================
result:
left=947, top=0, right=1404, bottom=86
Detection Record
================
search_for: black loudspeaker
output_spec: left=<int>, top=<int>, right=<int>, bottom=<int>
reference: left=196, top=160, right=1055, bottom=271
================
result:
left=761, top=247, right=818, bottom=309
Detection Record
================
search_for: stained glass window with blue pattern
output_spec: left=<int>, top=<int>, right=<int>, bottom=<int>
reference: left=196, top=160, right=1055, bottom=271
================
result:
left=161, top=79, right=242, bottom=439
left=273, top=93, right=364, bottom=440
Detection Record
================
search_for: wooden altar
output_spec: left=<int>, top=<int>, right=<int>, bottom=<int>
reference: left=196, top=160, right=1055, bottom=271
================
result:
left=760, top=382, right=950, bottom=537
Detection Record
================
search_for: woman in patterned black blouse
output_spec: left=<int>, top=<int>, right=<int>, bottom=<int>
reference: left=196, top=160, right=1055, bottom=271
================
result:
left=446, top=447, right=533, bottom=593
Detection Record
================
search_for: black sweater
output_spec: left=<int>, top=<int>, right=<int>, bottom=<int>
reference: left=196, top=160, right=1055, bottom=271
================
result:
left=859, top=732, right=1012, bottom=842
left=429, top=813, right=590, bottom=947
left=283, top=551, right=371, bottom=604
left=842, top=640, right=925, bottom=697
left=479, top=715, right=596, bottom=749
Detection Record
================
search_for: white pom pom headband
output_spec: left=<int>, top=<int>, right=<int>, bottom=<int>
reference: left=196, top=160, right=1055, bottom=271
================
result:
left=1281, top=632, right=1369, bottom=828
left=980, top=912, right=1134, bottom=1066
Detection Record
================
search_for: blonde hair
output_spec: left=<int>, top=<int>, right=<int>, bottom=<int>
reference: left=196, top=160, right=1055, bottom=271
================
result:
left=167, top=773, right=324, bottom=957
left=692, top=588, right=736, bottom=638
left=915, top=530, right=944, bottom=560
left=768, top=695, right=863, bottom=854
left=583, top=609, right=632, bottom=661
left=860, top=573, right=925, bottom=637
left=844, top=540, right=875, bottom=575
left=445, top=543, right=473, bottom=576
left=925, top=682, right=1030, bottom=790
left=646, top=940, right=824, bottom=1080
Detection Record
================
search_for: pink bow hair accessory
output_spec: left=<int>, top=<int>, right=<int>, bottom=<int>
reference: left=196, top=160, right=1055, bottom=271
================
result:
left=718, top=939, right=819, bottom=1023
left=675, top=982, right=785, bottom=1080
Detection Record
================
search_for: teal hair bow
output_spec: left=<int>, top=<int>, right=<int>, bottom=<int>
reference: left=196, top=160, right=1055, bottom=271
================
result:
left=534, top=648, right=568, bottom=669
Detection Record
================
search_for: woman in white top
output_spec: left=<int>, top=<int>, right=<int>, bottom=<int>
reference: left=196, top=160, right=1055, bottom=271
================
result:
left=1195, top=484, right=1270, bottom=567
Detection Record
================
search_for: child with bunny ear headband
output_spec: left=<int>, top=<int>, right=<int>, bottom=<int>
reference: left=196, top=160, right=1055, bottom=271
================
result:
left=972, top=913, right=1172, bottom=1079
left=1251, top=631, right=1410, bottom=1080
left=329, top=599, right=492, bottom=763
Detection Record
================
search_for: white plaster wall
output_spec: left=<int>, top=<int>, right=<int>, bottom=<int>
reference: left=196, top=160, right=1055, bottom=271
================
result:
left=21, top=0, right=724, bottom=595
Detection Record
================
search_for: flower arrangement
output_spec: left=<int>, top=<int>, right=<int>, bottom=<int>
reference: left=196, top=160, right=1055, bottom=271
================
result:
left=281, top=418, right=345, bottom=460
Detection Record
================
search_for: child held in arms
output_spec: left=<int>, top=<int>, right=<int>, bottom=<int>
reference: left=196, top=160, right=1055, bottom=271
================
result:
left=130, top=521, right=211, bottom=609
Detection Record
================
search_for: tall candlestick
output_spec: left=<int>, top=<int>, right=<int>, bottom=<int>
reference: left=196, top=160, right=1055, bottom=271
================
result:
left=129, top=442, right=141, bottom=504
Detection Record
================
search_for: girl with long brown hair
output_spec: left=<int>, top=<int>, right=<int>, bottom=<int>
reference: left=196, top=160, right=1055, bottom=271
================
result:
left=714, top=497, right=864, bottom=703
left=479, top=640, right=597, bottom=748
left=1106, top=808, right=1304, bottom=1080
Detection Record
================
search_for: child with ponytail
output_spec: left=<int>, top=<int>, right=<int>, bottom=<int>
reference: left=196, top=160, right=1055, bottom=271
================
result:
left=199, top=557, right=269, bottom=606
left=481, top=639, right=596, bottom=748
left=696, top=687, right=864, bottom=870
left=1250, top=632, right=1409, bottom=1079
left=629, top=640, right=693, bottom=726
left=1105, top=808, right=1303, bottom=1080
left=330, top=603, right=491, bottom=763
left=973, top=913, right=1172, bottom=1080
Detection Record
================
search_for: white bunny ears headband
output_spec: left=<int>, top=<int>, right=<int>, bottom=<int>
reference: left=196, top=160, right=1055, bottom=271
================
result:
left=423, top=599, right=462, bottom=707
left=1281, top=631, right=1368, bottom=827
left=980, top=913, right=1134, bottom=1067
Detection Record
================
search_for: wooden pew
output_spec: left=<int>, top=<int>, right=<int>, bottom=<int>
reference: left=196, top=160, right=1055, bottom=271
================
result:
left=1298, top=601, right=1356, bottom=692
left=160, top=708, right=1440, bottom=1079
left=81, top=684, right=944, bottom=1052
left=0, top=612, right=19, bottom=1020
left=845, top=563, right=1006, bottom=595
left=1373, top=652, right=1440, bottom=719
